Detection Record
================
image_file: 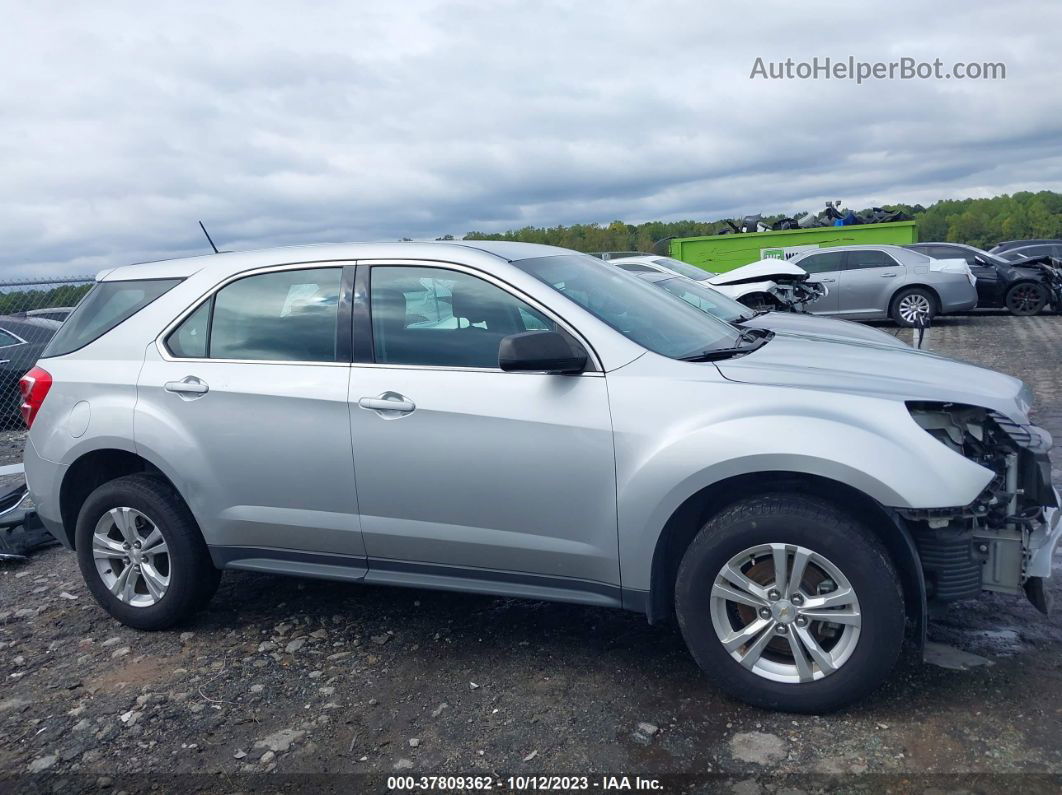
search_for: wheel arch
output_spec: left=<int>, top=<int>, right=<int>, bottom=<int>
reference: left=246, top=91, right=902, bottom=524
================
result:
left=644, top=471, right=926, bottom=645
left=891, top=283, right=941, bottom=314
left=58, top=448, right=185, bottom=549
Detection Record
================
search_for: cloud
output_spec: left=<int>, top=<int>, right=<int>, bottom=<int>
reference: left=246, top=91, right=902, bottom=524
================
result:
left=1, top=0, right=1060, bottom=276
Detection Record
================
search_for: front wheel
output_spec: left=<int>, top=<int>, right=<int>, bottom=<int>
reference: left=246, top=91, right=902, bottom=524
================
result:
left=75, top=474, right=220, bottom=630
left=674, top=494, right=905, bottom=713
left=1004, top=282, right=1048, bottom=316
left=890, top=287, right=937, bottom=327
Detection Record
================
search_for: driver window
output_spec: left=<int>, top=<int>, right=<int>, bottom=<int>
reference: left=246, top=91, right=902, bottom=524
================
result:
left=370, top=266, right=556, bottom=368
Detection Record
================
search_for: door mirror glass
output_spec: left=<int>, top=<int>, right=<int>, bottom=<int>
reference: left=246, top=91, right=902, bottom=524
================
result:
left=498, top=331, right=587, bottom=373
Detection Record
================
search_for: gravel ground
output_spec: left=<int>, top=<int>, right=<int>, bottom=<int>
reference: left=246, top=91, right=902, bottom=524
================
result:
left=2, top=309, right=1062, bottom=792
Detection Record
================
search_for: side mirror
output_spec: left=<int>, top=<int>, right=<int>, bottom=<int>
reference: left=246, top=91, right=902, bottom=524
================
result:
left=498, top=331, right=587, bottom=374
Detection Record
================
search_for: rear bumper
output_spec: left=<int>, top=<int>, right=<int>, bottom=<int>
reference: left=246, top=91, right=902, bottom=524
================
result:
left=23, top=438, right=69, bottom=548
left=938, top=284, right=979, bottom=313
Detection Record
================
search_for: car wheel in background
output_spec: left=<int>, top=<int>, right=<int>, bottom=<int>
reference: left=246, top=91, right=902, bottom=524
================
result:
left=889, top=287, right=937, bottom=327
left=75, top=474, right=220, bottom=630
left=1004, top=282, right=1048, bottom=316
left=674, top=493, right=905, bottom=713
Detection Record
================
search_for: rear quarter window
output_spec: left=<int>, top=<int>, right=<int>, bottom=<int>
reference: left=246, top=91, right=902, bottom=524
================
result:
left=41, top=279, right=181, bottom=357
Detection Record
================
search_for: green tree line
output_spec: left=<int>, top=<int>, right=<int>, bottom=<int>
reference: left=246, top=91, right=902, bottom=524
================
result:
left=0, top=283, right=92, bottom=315
left=463, top=190, right=1062, bottom=254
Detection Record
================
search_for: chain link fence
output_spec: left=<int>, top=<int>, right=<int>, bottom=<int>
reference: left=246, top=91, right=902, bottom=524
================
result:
left=0, top=277, right=94, bottom=429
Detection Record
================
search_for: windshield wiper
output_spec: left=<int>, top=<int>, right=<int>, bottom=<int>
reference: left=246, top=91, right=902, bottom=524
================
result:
left=679, top=330, right=773, bottom=362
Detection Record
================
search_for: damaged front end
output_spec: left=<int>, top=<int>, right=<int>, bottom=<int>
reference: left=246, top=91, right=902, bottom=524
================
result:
left=902, top=403, right=1060, bottom=614
left=769, top=278, right=828, bottom=313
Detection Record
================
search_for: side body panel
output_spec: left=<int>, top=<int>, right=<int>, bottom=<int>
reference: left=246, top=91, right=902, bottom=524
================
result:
left=135, top=345, right=364, bottom=562
left=607, top=353, right=996, bottom=592
left=348, top=365, right=619, bottom=586
left=835, top=251, right=903, bottom=316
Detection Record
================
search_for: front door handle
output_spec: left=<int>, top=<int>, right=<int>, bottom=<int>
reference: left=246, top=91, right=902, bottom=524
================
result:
left=164, top=377, right=209, bottom=396
left=358, top=392, right=416, bottom=417
left=819, top=277, right=836, bottom=283
left=880, top=272, right=898, bottom=278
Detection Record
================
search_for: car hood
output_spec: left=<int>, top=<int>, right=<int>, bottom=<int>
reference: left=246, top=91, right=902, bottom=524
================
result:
left=715, top=334, right=1031, bottom=420
left=741, top=313, right=909, bottom=348
left=709, top=260, right=808, bottom=286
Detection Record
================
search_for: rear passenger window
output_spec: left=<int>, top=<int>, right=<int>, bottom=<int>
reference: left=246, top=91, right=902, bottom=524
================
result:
left=846, top=250, right=896, bottom=269
left=797, top=252, right=845, bottom=274
left=166, top=300, right=210, bottom=358
left=166, top=268, right=341, bottom=362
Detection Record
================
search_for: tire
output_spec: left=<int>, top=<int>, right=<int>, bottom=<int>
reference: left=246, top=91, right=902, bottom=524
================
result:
left=1004, top=282, right=1048, bottom=316
left=674, top=493, right=905, bottom=713
left=75, top=474, right=220, bottom=630
left=889, top=287, right=937, bottom=327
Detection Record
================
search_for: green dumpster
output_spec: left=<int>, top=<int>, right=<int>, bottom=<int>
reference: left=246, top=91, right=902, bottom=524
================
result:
left=669, top=221, right=918, bottom=274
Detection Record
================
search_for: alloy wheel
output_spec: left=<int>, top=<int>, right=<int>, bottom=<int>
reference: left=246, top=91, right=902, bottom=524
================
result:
left=91, top=507, right=170, bottom=607
left=710, top=543, right=861, bottom=683
left=1007, top=284, right=1045, bottom=315
left=897, top=293, right=932, bottom=325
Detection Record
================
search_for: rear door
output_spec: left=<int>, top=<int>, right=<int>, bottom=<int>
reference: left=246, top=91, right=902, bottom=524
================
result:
left=836, top=249, right=903, bottom=317
left=793, top=251, right=843, bottom=314
left=136, top=264, right=366, bottom=569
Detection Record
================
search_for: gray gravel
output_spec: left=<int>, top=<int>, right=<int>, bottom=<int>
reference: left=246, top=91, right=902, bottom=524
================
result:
left=2, top=309, right=1062, bottom=791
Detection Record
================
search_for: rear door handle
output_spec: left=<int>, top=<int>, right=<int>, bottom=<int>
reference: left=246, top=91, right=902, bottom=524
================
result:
left=880, top=272, right=898, bottom=278
left=359, top=393, right=415, bottom=416
left=164, top=377, right=209, bottom=395
left=819, top=277, right=836, bottom=283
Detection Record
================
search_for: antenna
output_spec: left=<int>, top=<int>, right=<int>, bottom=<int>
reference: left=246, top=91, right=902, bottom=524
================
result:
left=198, top=220, right=219, bottom=254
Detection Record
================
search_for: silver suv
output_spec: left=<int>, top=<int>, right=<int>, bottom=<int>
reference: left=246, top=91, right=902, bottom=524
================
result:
left=21, top=241, right=1060, bottom=713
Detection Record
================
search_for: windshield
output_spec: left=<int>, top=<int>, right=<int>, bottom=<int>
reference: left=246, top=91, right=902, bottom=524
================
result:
left=653, top=257, right=714, bottom=280
left=654, top=277, right=753, bottom=322
left=512, top=254, right=742, bottom=358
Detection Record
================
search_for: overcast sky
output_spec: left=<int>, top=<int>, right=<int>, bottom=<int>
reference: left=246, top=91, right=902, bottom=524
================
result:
left=3, top=1, right=1061, bottom=277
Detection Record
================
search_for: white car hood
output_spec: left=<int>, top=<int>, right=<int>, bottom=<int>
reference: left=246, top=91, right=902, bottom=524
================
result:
left=709, top=259, right=808, bottom=286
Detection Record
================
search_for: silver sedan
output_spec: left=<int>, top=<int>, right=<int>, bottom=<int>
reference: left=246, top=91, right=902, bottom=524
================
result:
left=789, top=245, right=978, bottom=326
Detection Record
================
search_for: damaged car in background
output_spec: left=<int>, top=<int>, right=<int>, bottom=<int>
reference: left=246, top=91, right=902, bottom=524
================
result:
left=703, top=258, right=828, bottom=311
left=630, top=269, right=908, bottom=348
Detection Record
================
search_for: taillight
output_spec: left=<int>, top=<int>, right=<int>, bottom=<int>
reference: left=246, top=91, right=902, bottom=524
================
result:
left=19, top=366, right=52, bottom=428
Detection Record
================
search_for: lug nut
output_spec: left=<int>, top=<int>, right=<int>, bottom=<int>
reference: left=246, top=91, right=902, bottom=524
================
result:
left=775, top=624, right=788, bottom=634
left=767, top=589, right=780, bottom=601
left=791, top=594, right=804, bottom=606
left=123, top=542, right=131, bottom=550
left=759, top=607, right=771, bottom=619
left=796, top=616, right=808, bottom=627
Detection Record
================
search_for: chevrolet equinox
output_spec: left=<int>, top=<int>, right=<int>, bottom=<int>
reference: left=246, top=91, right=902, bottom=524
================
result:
left=21, top=241, right=1060, bottom=713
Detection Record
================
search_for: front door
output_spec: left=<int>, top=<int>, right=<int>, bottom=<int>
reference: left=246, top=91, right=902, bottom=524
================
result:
left=347, top=262, right=619, bottom=595
left=794, top=251, right=844, bottom=314
left=136, top=265, right=366, bottom=568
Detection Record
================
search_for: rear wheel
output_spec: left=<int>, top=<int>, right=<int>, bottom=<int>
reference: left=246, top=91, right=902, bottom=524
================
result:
left=890, top=287, right=936, bottom=327
left=1004, top=282, right=1047, bottom=316
left=674, top=494, right=905, bottom=713
left=75, top=474, right=220, bottom=630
